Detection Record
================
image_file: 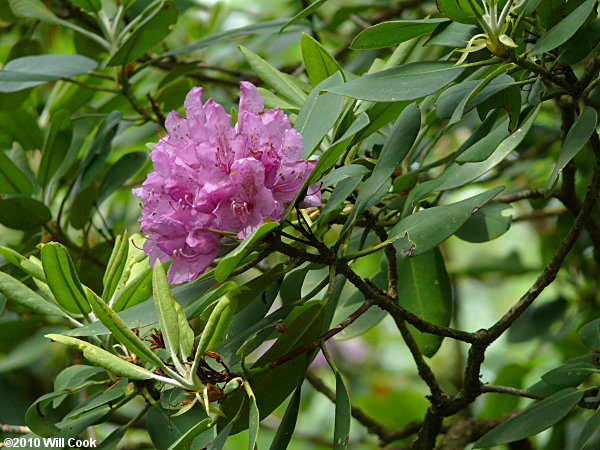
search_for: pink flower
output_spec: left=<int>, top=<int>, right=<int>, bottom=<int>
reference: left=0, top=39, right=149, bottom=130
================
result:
left=133, top=82, right=321, bottom=284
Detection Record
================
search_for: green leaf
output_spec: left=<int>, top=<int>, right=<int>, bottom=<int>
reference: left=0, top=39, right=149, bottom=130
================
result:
left=175, top=301, right=194, bottom=360
left=301, top=33, right=344, bottom=86
left=239, top=46, right=307, bottom=106
left=558, top=19, right=600, bottom=65
left=528, top=0, right=597, bottom=55
left=71, top=0, right=101, bottom=12
left=574, top=408, right=600, bottom=450
left=45, top=334, right=155, bottom=380
left=0, top=195, right=51, bottom=230
left=41, top=242, right=91, bottom=316
left=349, top=103, right=420, bottom=225
left=0, top=150, right=33, bottom=195
left=436, top=0, right=482, bottom=24
left=195, top=290, right=237, bottom=360
left=397, top=248, right=453, bottom=357
left=168, top=418, right=212, bottom=450
left=166, top=19, right=308, bottom=55
left=248, top=394, right=259, bottom=450
left=97, top=151, right=146, bottom=204
left=96, top=426, right=128, bottom=450
left=215, top=222, right=279, bottom=282
left=108, top=1, right=178, bottom=65
left=67, top=378, right=128, bottom=419
left=455, top=202, right=512, bottom=242
left=152, top=262, right=182, bottom=367
left=456, top=117, right=510, bottom=162
left=436, top=73, right=514, bottom=121
left=38, top=109, right=73, bottom=189
left=103, top=233, right=129, bottom=303
left=320, top=164, right=369, bottom=187
left=0, top=54, right=98, bottom=92
left=53, top=365, right=104, bottom=407
left=25, top=391, right=64, bottom=437
left=389, top=187, right=504, bottom=256
left=207, top=419, right=235, bottom=450
left=541, top=362, right=597, bottom=388
left=334, top=372, right=351, bottom=449
left=578, top=318, right=600, bottom=350
left=269, top=386, right=301, bottom=450
left=147, top=405, right=212, bottom=449
left=474, top=388, right=584, bottom=448
left=0, top=272, right=63, bottom=316
left=425, top=20, right=479, bottom=47
left=7, top=0, right=108, bottom=50
left=351, top=19, right=449, bottom=49
left=546, top=106, right=597, bottom=192
left=280, top=0, right=329, bottom=32
left=296, top=72, right=346, bottom=157
left=434, top=105, right=540, bottom=191
left=221, top=303, right=323, bottom=434
left=319, top=175, right=363, bottom=221
left=86, top=287, right=165, bottom=368
left=326, top=61, right=465, bottom=102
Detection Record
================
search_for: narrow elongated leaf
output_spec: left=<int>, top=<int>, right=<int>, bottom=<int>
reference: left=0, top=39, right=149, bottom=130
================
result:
left=248, top=394, right=259, bottom=450
left=426, top=21, right=479, bottom=47
left=575, top=408, right=600, bottom=450
left=166, top=19, right=308, bottom=55
left=0, top=54, right=98, bottom=92
left=0, top=195, right=51, bottom=230
left=96, top=426, right=128, bottom=450
left=435, top=105, right=540, bottom=191
left=0, top=246, right=45, bottom=280
left=152, top=262, right=181, bottom=366
left=436, top=0, right=481, bottom=24
left=280, top=0, right=329, bottom=32
left=97, top=151, right=146, bottom=204
left=0, top=272, right=63, bottom=316
left=578, top=318, right=600, bottom=350
left=528, top=0, right=597, bottom=55
left=103, top=233, right=129, bottom=303
left=397, top=248, right=453, bottom=357
left=455, top=202, right=512, bottom=242
left=168, top=418, right=212, bottom=450
left=351, top=19, right=449, bottom=49
left=541, top=362, right=597, bottom=387
left=38, top=109, right=72, bottom=188
left=0, top=150, right=33, bottom=194
left=388, top=187, right=504, bottom=256
left=474, top=388, right=583, bottom=447
left=349, top=103, right=420, bottom=224
left=109, top=1, right=178, bottom=65
left=215, top=222, right=279, bottom=282
left=269, top=386, right=302, bottom=450
left=71, top=0, right=101, bottom=11
left=301, top=33, right=343, bottom=86
left=45, top=334, right=155, bottom=380
left=239, top=46, right=306, bottom=106
left=326, top=61, right=464, bottom=102
left=175, top=301, right=194, bottom=360
left=435, top=73, right=513, bottom=120
left=334, top=372, right=351, bottom=449
left=221, top=304, right=323, bottom=433
left=320, top=165, right=369, bottom=186
left=546, top=107, right=597, bottom=191
left=457, top=117, right=510, bottom=162
left=25, top=391, right=64, bottom=437
left=41, top=242, right=91, bottom=315
left=296, top=72, right=346, bottom=157
left=86, top=288, right=164, bottom=367
left=319, top=175, right=363, bottom=220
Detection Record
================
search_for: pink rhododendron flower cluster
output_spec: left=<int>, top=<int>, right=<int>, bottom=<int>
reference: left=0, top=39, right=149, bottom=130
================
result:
left=133, top=82, right=321, bottom=284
